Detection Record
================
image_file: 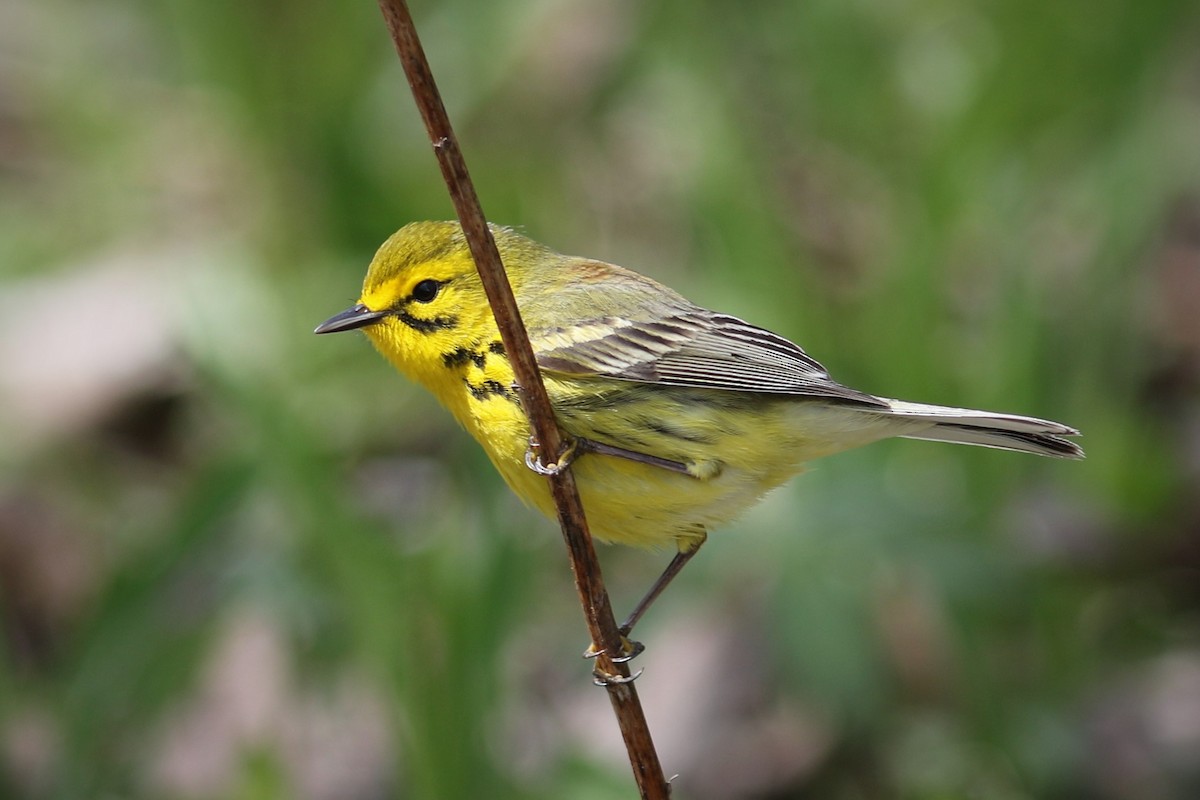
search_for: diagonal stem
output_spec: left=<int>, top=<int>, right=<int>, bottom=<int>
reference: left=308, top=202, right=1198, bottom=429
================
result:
left=374, top=2, right=670, bottom=797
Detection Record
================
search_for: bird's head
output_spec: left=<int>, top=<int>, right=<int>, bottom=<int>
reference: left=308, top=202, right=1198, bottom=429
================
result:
left=315, top=221, right=547, bottom=388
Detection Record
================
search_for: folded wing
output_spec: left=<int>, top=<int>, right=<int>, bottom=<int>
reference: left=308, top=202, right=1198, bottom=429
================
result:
left=532, top=308, right=887, bottom=407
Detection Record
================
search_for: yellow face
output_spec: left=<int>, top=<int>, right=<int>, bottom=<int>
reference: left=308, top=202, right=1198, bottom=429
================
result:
left=359, top=224, right=497, bottom=388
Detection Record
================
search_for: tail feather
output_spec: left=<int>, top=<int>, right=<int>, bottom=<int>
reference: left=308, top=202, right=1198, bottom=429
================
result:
left=881, top=399, right=1084, bottom=459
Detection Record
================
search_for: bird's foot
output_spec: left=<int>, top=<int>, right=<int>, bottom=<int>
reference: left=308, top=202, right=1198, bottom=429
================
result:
left=583, top=634, right=645, bottom=664
left=524, top=436, right=579, bottom=476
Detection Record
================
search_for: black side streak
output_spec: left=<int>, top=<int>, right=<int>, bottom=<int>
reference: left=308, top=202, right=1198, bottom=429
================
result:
left=442, top=346, right=487, bottom=369
left=488, top=340, right=505, bottom=355
left=464, top=378, right=516, bottom=402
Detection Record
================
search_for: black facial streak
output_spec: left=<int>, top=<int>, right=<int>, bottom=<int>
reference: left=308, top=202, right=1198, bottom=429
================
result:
left=397, top=310, right=458, bottom=334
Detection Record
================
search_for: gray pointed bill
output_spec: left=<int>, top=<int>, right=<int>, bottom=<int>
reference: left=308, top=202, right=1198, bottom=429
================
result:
left=314, top=304, right=386, bottom=334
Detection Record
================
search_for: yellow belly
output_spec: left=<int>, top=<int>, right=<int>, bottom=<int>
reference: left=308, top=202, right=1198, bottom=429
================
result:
left=455, top=374, right=901, bottom=550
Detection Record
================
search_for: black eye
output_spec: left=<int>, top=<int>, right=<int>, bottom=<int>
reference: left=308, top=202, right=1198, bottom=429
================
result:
left=412, top=279, right=441, bottom=303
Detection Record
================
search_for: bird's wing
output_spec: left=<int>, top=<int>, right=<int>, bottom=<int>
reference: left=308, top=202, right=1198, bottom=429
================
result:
left=530, top=308, right=887, bottom=406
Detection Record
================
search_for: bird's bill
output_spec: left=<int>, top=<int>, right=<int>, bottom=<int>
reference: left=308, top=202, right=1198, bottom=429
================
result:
left=313, top=303, right=387, bottom=334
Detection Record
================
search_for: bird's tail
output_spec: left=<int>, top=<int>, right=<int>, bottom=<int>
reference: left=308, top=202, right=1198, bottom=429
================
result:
left=881, top=399, right=1084, bottom=459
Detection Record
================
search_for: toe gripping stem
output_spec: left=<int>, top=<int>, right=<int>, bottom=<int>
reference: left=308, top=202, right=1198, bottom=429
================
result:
left=525, top=436, right=579, bottom=476
left=592, top=667, right=643, bottom=688
left=584, top=637, right=646, bottom=686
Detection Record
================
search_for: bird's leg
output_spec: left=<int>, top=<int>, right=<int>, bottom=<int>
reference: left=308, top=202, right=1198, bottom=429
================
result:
left=583, top=533, right=707, bottom=665
left=619, top=533, right=706, bottom=637
left=526, top=435, right=693, bottom=477
left=524, top=434, right=702, bottom=666
left=574, top=438, right=694, bottom=476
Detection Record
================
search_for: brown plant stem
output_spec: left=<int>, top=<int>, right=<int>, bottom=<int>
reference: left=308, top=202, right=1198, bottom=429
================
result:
left=374, top=1, right=670, bottom=796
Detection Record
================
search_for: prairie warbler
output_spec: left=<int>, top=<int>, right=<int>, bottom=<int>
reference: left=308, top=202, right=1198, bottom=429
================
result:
left=317, top=222, right=1082, bottom=635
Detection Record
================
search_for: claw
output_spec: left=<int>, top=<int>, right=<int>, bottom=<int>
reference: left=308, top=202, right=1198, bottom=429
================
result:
left=611, top=638, right=645, bottom=663
left=583, top=635, right=644, bottom=662
left=584, top=635, right=645, bottom=685
left=593, top=666, right=644, bottom=687
left=524, top=437, right=579, bottom=476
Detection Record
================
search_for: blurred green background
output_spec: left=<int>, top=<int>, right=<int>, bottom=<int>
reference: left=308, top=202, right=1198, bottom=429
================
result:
left=3, top=0, right=1200, bottom=797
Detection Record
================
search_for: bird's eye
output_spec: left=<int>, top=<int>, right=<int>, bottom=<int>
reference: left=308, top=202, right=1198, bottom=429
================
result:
left=412, top=279, right=441, bottom=303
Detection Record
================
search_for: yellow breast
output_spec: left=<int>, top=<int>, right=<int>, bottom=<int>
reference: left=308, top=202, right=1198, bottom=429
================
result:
left=363, top=311, right=891, bottom=550
left=441, top=362, right=823, bottom=550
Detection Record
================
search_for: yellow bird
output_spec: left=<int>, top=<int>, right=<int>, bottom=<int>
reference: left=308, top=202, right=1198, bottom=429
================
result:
left=316, top=221, right=1082, bottom=635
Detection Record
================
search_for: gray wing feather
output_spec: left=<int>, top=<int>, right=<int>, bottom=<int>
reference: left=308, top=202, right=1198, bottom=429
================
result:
left=532, top=309, right=887, bottom=407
